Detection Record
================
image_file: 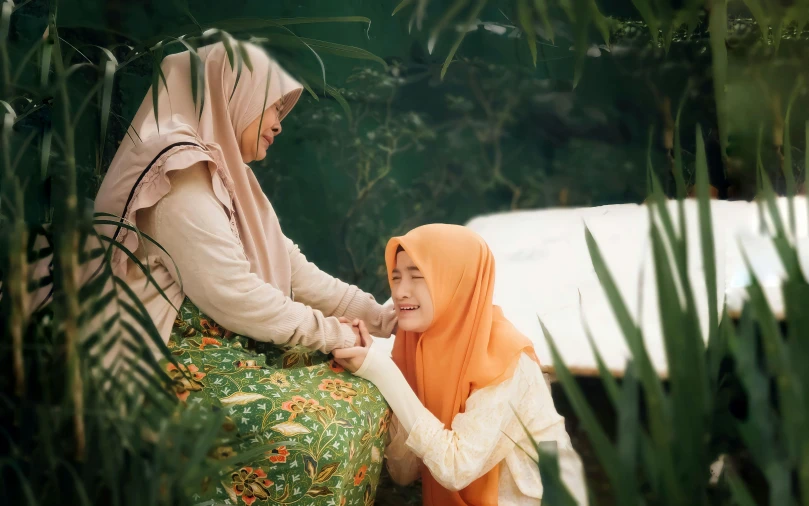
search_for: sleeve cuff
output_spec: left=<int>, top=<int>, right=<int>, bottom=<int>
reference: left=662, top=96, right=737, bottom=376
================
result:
left=327, top=322, right=356, bottom=352
left=342, top=292, right=397, bottom=337
left=404, top=412, right=444, bottom=459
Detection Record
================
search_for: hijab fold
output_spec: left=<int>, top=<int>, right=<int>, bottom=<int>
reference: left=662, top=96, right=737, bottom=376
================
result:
left=386, top=224, right=537, bottom=506
left=95, top=42, right=303, bottom=296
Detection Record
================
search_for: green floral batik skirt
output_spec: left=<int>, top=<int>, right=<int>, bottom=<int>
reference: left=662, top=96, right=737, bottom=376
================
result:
left=163, top=298, right=391, bottom=506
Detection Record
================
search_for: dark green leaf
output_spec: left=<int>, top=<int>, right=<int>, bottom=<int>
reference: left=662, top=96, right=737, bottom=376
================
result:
left=536, top=442, right=579, bottom=506
left=99, top=59, right=115, bottom=149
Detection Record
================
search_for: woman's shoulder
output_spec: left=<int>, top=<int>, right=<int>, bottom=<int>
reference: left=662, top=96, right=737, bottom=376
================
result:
left=165, top=161, right=212, bottom=194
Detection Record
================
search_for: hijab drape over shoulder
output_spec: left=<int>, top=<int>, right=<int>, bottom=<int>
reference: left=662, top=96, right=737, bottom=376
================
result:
left=386, top=224, right=538, bottom=506
left=94, top=41, right=303, bottom=296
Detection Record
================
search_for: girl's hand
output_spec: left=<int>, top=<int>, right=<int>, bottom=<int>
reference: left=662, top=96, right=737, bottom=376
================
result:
left=333, top=320, right=372, bottom=373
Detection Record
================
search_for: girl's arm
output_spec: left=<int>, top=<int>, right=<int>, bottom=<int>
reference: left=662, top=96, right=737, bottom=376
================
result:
left=352, top=342, right=522, bottom=492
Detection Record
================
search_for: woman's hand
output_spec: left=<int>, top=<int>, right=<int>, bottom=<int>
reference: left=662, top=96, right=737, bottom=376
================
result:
left=333, top=320, right=372, bottom=373
left=338, top=317, right=365, bottom=347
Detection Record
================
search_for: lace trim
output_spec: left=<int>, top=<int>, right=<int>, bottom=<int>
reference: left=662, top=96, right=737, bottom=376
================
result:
left=114, top=143, right=244, bottom=268
left=207, top=148, right=242, bottom=245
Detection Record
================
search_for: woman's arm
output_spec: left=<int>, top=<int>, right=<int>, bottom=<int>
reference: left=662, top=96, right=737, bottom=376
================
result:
left=138, top=163, right=356, bottom=353
left=285, top=238, right=396, bottom=337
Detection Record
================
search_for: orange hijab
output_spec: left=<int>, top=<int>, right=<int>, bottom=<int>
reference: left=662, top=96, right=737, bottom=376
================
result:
left=386, top=224, right=538, bottom=506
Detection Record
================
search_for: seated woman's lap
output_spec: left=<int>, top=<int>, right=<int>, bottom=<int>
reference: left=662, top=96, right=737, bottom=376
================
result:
left=163, top=298, right=390, bottom=506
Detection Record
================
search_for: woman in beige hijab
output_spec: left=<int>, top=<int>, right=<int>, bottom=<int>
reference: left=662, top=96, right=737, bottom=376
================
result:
left=95, top=42, right=395, bottom=505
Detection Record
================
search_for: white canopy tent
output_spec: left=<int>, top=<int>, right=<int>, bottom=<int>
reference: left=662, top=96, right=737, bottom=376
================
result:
left=376, top=197, right=809, bottom=377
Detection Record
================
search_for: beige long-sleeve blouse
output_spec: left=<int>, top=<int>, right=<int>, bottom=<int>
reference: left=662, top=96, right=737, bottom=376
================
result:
left=129, top=161, right=395, bottom=354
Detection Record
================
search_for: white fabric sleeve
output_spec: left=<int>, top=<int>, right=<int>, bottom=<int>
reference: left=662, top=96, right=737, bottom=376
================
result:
left=357, top=346, right=587, bottom=502
left=355, top=341, right=429, bottom=432
left=401, top=367, right=523, bottom=492
left=138, top=163, right=356, bottom=353
left=384, top=416, right=421, bottom=486
left=285, top=238, right=397, bottom=337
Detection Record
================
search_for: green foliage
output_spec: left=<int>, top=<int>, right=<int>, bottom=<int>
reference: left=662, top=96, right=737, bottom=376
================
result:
left=534, top=123, right=809, bottom=505
left=0, top=1, right=388, bottom=504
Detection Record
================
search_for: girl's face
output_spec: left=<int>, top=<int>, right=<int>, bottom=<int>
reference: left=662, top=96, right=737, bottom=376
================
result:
left=391, top=250, right=434, bottom=333
left=239, top=100, right=283, bottom=163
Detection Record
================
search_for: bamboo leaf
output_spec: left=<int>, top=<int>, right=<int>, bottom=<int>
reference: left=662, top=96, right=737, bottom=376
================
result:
left=392, top=0, right=414, bottom=16
left=325, top=86, right=352, bottom=122
left=151, top=47, right=167, bottom=132
left=96, top=235, right=177, bottom=311
left=0, top=1, right=11, bottom=44
left=99, top=58, right=115, bottom=150
left=265, top=28, right=328, bottom=93
left=254, top=65, right=271, bottom=157
left=533, top=0, right=554, bottom=42
left=92, top=217, right=183, bottom=288
left=41, top=38, right=53, bottom=88
left=269, top=35, right=386, bottom=69
left=427, top=0, right=469, bottom=55
left=517, top=0, right=537, bottom=66
left=176, top=38, right=205, bottom=120
left=114, top=285, right=180, bottom=368
left=237, top=40, right=254, bottom=72
left=441, top=0, right=486, bottom=80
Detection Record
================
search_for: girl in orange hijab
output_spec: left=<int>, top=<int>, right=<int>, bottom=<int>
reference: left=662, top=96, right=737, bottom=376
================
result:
left=334, top=224, right=587, bottom=505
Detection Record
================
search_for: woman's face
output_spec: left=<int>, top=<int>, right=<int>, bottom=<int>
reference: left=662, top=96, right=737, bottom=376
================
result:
left=390, top=250, right=434, bottom=333
left=239, top=100, right=282, bottom=163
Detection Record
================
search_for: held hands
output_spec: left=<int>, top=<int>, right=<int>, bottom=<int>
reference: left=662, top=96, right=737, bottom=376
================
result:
left=334, top=318, right=372, bottom=373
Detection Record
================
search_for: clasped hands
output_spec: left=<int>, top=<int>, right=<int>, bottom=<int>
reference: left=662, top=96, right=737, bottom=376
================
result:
left=335, top=317, right=373, bottom=373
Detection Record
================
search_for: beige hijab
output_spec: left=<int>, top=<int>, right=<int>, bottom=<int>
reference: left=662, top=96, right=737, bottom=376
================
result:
left=94, top=42, right=303, bottom=295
